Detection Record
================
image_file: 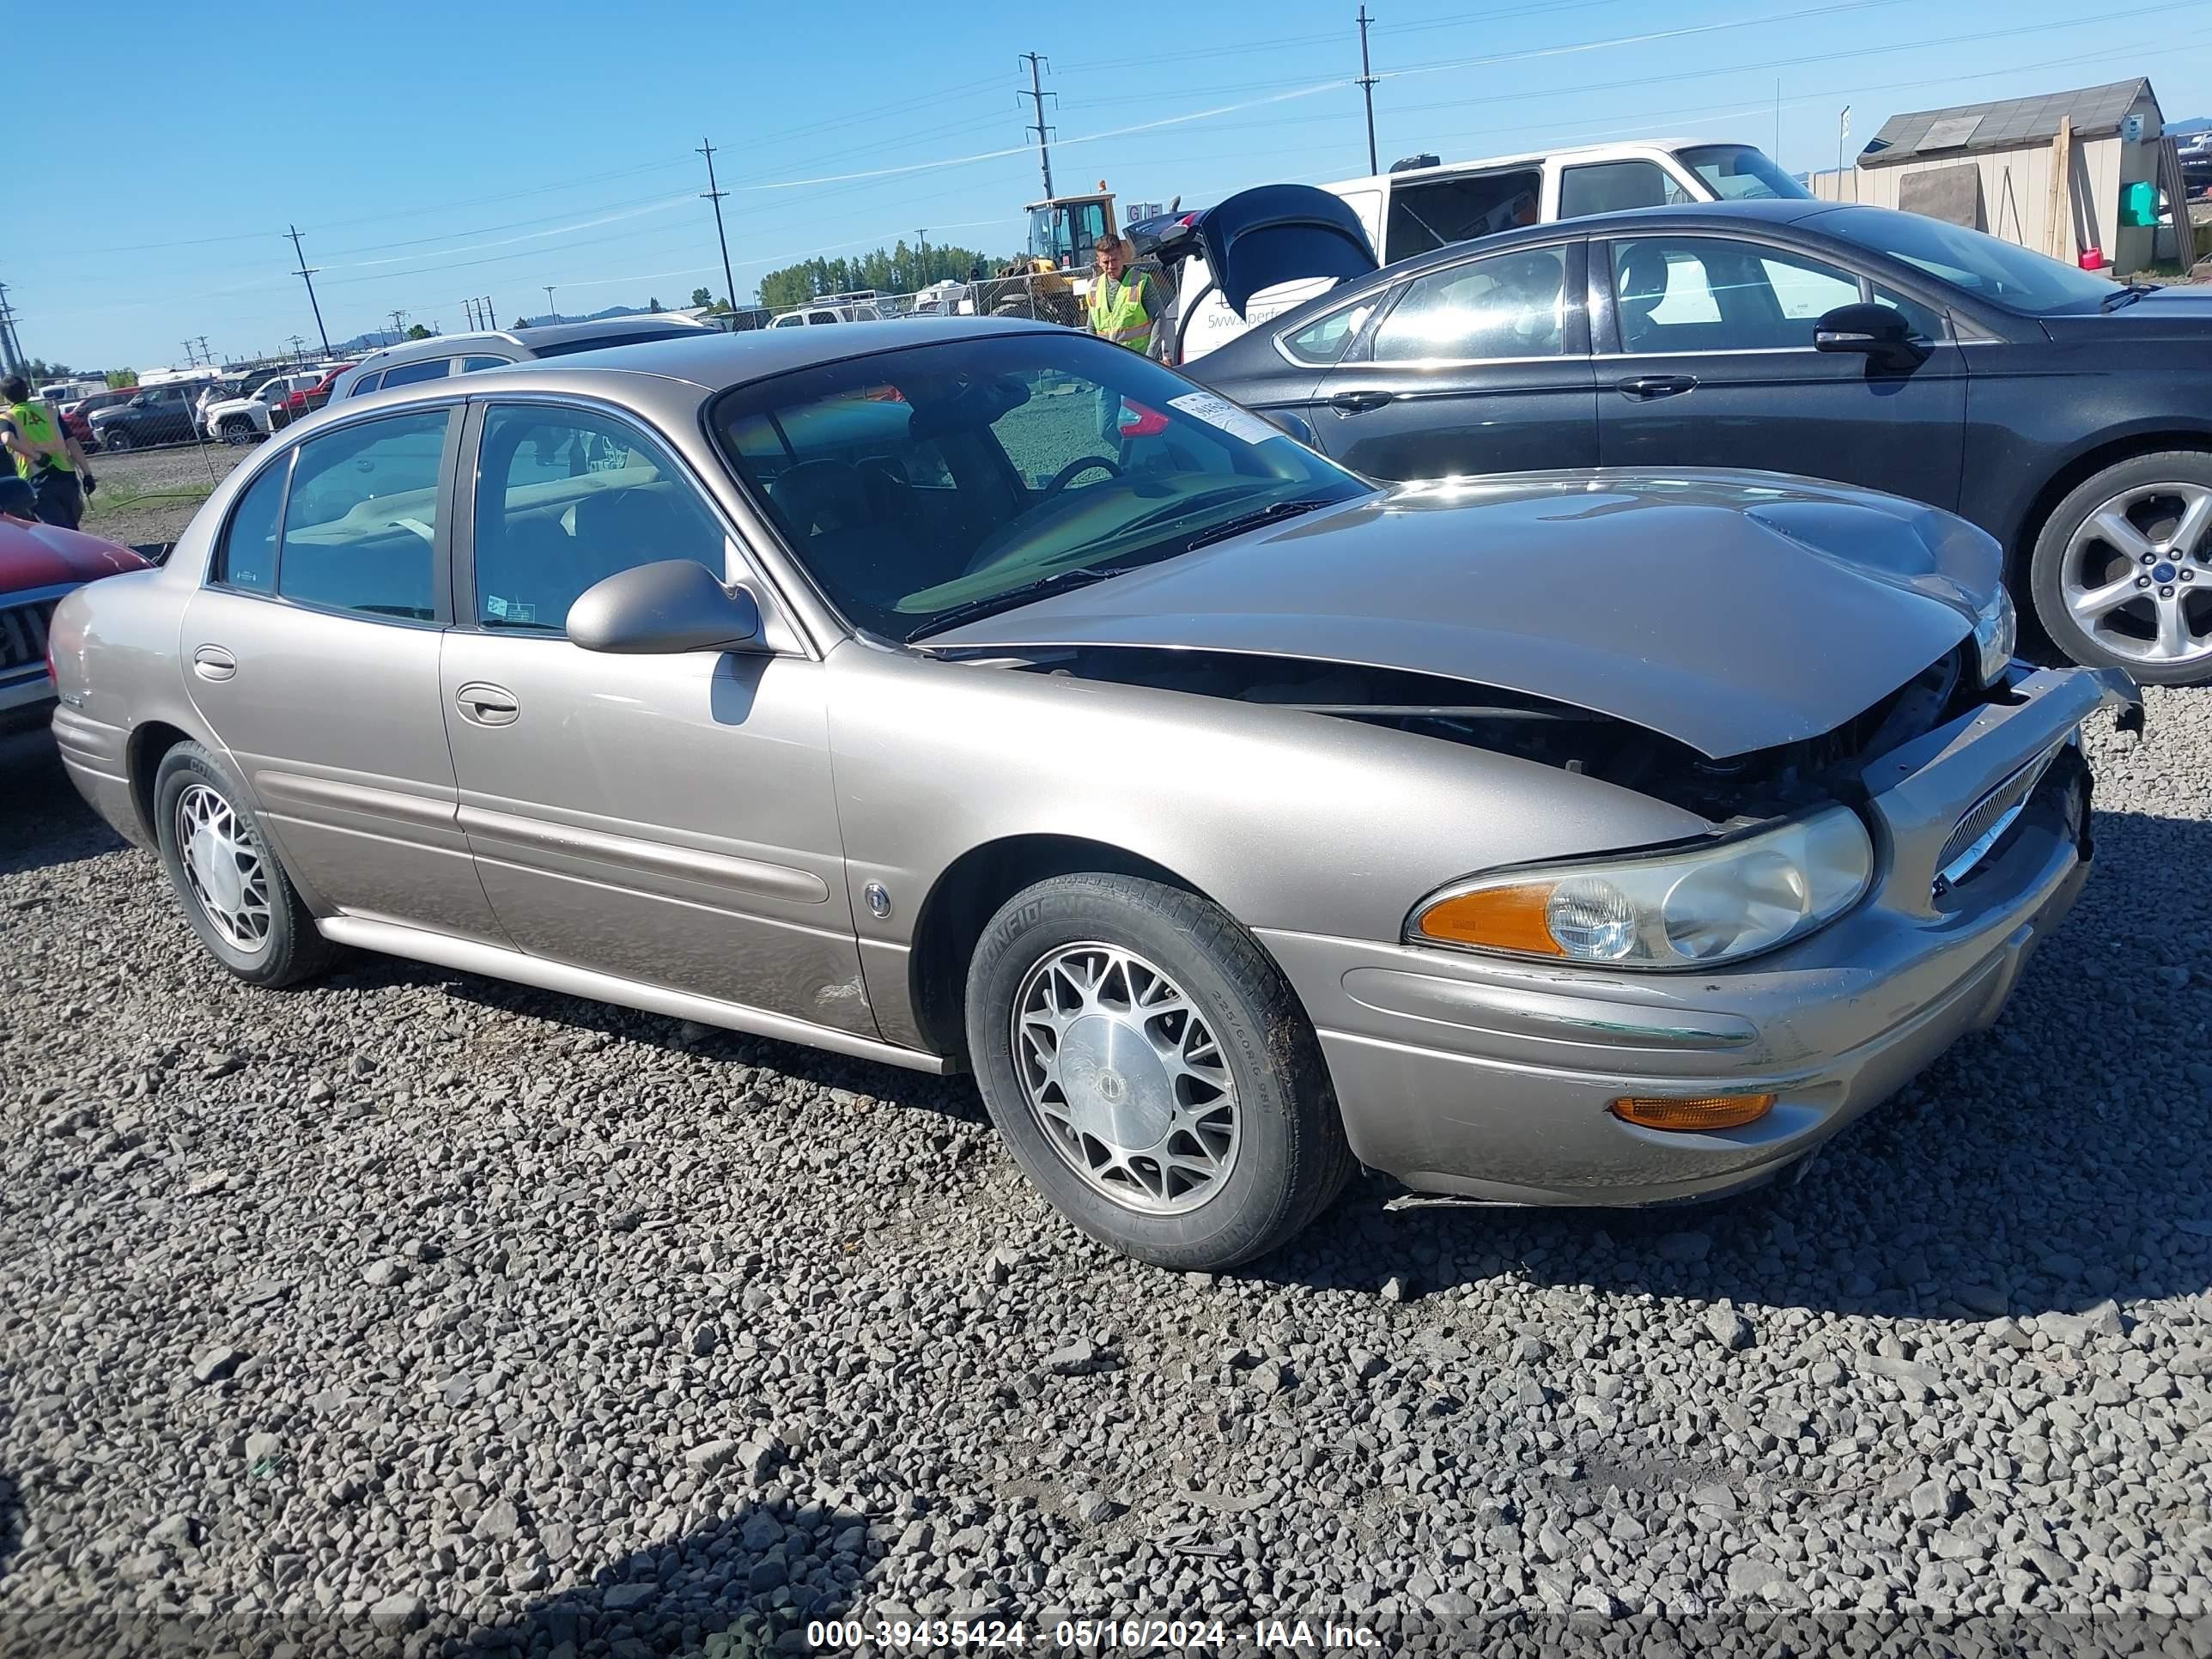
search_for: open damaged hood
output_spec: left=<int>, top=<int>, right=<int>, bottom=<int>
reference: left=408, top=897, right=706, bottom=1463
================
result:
left=922, top=471, right=2001, bottom=760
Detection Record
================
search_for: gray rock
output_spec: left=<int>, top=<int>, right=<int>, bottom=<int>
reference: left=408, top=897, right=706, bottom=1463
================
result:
left=368, top=1595, right=424, bottom=1634
left=189, top=1346, right=244, bottom=1386
left=361, top=1258, right=408, bottom=1288
left=1069, top=1491, right=1118, bottom=1524
left=1703, top=1306, right=1754, bottom=1350
left=474, top=1496, right=520, bottom=1542
left=684, top=1439, right=738, bottom=1474
left=1656, top=1231, right=1711, bottom=1263
left=603, top=1583, right=657, bottom=1613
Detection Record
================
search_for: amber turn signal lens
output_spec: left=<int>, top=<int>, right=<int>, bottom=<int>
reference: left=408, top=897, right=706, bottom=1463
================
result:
left=1609, top=1092, right=1777, bottom=1132
left=1414, top=883, right=1562, bottom=956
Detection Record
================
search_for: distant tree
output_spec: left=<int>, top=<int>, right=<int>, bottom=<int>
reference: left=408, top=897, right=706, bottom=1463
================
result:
left=757, top=243, right=999, bottom=311
left=648, top=295, right=665, bottom=312
left=513, top=317, right=530, bottom=330
left=690, top=287, right=713, bottom=308
left=404, top=323, right=434, bottom=341
left=106, top=369, right=139, bottom=389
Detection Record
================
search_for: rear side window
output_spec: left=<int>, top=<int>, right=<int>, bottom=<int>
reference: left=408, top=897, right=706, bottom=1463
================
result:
left=216, top=456, right=288, bottom=592
left=1558, top=161, right=1690, bottom=219
left=1280, top=298, right=1379, bottom=366
left=348, top=371, right=381, bottom=397
left=276, top=410, right=453, bottom=621
left=459, top=355, right=511, bottom=373
left=1371, top=246, right=1569, bottom=362
left=380, top=358, right=453, bottom=388
left=527, top=327, right=706, bottom=357
left=1384, top=168, right=1542, bottom=263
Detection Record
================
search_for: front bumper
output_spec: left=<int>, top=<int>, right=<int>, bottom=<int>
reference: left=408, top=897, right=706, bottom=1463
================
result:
left=1258, top=664, right=2136, bottom=1206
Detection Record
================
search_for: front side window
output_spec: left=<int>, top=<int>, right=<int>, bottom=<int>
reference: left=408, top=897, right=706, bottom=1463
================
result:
left=1384, top=168, right=1543, bottom=262
left=276, top=410, right=452, bottom=621
left=1558, top=161, right=1690, bottom=219
left=470, top=405, right=726, bottom=634
left=1613, top=237, right=1863, bottom=353
left=714, top=333, right=1365, bottom=641
left=1370, top=246, right=1569, bottom=362
left=380, top=357, right=453, bottom=388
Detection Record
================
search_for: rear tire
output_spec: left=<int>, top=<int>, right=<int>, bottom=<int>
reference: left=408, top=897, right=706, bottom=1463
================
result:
left=153, top=742, right=335, bottom=988
left=221, top=417, right=254, bottom=446
left=101, top=427, right=134, bottom=452
left=964, top=873, right=1353, bottom=1271
left=2027, top=451, right=2212, bottom=684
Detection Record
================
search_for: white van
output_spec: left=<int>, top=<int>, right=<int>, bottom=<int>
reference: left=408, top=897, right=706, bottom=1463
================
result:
left=1166, top=139, right=1808, bottom=362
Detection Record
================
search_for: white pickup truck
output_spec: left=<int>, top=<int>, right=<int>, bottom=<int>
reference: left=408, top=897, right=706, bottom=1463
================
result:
left=1164, top=138, right=1808, bottom=363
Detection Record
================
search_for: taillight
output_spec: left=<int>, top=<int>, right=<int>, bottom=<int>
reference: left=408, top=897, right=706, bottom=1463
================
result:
left=1118, top=398, right=1170, bottom=438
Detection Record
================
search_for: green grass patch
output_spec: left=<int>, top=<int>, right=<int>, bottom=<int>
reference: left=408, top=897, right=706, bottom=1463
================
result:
left=82, top=479, right=216, bottom=522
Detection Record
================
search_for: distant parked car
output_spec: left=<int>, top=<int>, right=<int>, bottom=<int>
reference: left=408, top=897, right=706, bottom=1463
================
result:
left=282, top=363, right=356, bottom=419
left=328, top=315, right=714, bottom=401
left=1183, top=191, right=2212, bottom=683
left=1, top=510, right=149, bottom=736
left=202, top=371, right=323, bottom=446
left=88, top=382, right=203, bottom=451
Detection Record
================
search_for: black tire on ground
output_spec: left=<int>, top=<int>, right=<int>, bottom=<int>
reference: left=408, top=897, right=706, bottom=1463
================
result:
left=152, top=741, right=336, bottom=988
left=2027, top=449, right=2212, bottom=685
left=100, top=427, right=134, bottom=452
left=221, top=418, right=255, bottom=446
left=964, top=872, right=1355, bottom=1271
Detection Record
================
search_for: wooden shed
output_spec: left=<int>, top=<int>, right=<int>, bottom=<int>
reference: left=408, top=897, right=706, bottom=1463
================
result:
left=1808, top=79, right=2187, bottom=276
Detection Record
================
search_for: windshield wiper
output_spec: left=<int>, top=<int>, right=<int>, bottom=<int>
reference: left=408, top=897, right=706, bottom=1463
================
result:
left=1178, top=497, right=1335, bottom=552
left=2101, top=283, right=2158, bottom=313
left=905, top=565, right=1123, bottom=642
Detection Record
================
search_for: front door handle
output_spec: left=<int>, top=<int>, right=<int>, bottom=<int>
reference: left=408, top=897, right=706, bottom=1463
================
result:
left=1615, top=374, right=1698, bottom=401
left=1328, top=388, right=1395, bottom=414
left=191, top=645, right=237, bottom=682
left=455, top=682, right=520, bottom=727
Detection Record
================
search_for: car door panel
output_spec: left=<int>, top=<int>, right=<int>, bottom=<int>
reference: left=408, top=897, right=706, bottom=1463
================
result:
left=1310, top=240, right=1598, bottom=479
left=440, top=398, right=871, bottom=1032
left=1595, top=234, right=1967, bottom=510
left=180, top=405, right=502, bottom=939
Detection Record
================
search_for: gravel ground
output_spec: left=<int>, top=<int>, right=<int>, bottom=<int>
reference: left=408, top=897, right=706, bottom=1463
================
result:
left=2, top=683, right=2209, bottom=1659
left=80, top=445, right=248, bottom=552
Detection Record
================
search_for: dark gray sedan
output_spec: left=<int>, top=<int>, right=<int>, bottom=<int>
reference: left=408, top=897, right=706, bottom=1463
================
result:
left=48, top=319, right=2133, bottom=1268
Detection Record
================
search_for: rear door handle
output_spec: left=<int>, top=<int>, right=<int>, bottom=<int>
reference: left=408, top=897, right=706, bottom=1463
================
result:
left=455, top=682, right=520, bottom=727
left=1615, top=374, right=1698, bottom=401
left=1328, top=388, right=1395, bottom=414
left=191, top=645, right=236, bottom=682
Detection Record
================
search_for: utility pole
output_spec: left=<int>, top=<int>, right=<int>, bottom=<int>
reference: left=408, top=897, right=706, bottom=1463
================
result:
left=463, top=299, right=477, bottom=330
left=483, top=297, right=495, bottom=331
left=1019, top=52, right=1055, bottom=199
left=288, top=334, right=306, bottom=362
left=195, top=335, right=212, bottom=368
left=181, top=340, right=199, bottom=367
left=917, top=228, right=928, bottom=286
left=544, top=285, right=558, bottom=323
left=287, top=224, right=332, bottom=357
left=1356, top=7, right=1379, bottom=176
left=699, top=137, right=738, bottom=313
left=0, top=283, right=22, bottom=375
left=388, top=308, right=407, bottom=342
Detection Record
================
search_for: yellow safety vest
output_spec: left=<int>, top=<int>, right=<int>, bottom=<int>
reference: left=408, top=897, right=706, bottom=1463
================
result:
left=1088, top=270, right=1154, bottom=353
left=7, top=399, right=73, bottom=479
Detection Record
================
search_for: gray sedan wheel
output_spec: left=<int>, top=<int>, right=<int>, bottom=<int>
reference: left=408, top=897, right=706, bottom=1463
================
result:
left=152, top=742, right=334, bottom=988
left=2031, top=452, right=2212, bottom=684
left=965, top=872, right=1353, bottom=1270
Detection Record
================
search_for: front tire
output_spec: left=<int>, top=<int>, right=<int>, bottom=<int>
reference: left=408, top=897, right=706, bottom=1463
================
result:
left=101, top=427, right=135, bottom=452
left=221, top=417, right=255, bottom=446
left=2028, top=451, right=2212, bottom=684
left=964, top=873, right=1353, bottom=1270
left=153, top=742, right=334, bottom=987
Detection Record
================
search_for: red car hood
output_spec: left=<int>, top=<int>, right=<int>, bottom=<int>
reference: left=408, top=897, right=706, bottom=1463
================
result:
left=0, top=514, right=149, bottom=591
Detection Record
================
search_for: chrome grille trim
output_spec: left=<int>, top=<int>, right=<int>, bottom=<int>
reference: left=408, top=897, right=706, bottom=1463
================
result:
left=0, top=599, right=58, bottom=673
left=1933, top=744, right=2062, bottom=893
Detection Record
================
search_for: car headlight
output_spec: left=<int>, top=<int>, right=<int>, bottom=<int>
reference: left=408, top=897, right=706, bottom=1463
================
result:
left=1972, top=587, right=2016, bottom=686
left=1407, top=806, right=1874, bottom=970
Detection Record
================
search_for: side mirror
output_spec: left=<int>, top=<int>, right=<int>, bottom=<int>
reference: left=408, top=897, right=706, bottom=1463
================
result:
left=1264, top=410, right=1319, bottom=447
left=567, top=559, right=763, bottom=654
left=1813, top=301, right=1923, bottom=366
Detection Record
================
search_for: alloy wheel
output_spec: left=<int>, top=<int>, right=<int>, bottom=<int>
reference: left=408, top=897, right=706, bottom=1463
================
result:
left=1012, top=942, right=1241, bottom=1215
left=174, top=784, right=272, bottom=956
left=2061, top=481, right=2212, bottom=668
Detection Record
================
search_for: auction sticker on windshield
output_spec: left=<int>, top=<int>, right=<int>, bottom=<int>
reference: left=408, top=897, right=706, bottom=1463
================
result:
left=1168, top=390, right=1282, bottom=447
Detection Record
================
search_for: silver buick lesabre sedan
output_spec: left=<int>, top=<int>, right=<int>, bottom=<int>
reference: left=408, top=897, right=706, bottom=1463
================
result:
left=48, top=319, right=2136, bottom=1270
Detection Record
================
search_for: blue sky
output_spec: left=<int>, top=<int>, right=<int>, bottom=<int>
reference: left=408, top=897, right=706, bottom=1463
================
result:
left=14, top=0, right=2212, bottom=373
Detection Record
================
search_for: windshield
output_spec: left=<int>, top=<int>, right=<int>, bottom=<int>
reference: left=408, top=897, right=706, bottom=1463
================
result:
left=1814, top=204, right=2118, bottom=314
left=713, top=332, right=1367, bottom=641
left=1675, top=144, right=1810, bottom=202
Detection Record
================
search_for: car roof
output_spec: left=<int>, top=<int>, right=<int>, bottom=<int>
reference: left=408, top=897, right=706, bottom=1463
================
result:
left=506, top=315, right=1053, bottom=389
left=346, top=313, right=714, bottom=375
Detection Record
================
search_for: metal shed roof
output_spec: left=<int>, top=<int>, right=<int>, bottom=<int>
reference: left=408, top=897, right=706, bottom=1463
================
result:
left=1859, top=79, right=2156, bottom=168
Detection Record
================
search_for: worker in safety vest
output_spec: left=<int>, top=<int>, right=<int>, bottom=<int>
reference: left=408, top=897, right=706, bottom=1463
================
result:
left=1086, top=235, right=1164, bottom=357
left=0, top=375, right=96, bottom=530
